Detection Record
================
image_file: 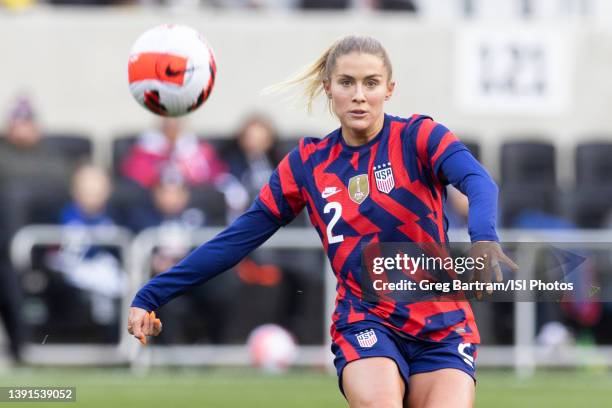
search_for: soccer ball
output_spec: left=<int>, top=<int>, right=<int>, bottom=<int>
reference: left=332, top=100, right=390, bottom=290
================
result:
left=128, top=24, right=216, bottom=117
left=247, top=324, right=297, bottom=373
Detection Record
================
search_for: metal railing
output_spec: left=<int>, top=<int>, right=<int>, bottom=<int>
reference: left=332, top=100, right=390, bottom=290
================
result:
left=10, top=225, right=133, bottom=366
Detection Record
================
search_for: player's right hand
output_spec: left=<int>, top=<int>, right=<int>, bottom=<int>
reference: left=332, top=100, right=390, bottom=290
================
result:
left=127, top=307, right=162, bottom=345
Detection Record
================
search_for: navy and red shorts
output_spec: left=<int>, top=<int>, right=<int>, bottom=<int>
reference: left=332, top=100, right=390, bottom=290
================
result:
left=332, top=320, right=478, bottom=394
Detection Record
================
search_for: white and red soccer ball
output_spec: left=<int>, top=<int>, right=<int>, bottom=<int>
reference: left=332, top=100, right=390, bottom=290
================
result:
left=247, top=324, right=297, bottom=373
left=128, top=24, right=216, bottom=117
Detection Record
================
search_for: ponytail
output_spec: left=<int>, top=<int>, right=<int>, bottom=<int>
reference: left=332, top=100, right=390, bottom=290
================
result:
left=264, top=35, right=392, bottom=114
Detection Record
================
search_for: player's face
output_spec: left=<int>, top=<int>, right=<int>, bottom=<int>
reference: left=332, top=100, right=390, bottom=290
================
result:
left=325, top=52, right=395, bottom=141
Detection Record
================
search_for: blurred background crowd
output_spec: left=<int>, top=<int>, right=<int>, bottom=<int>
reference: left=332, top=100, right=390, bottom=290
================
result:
left=0, top=0, right=418, bottom=11
left=0, top=95, right=329, bottom=364
left=1, top=0, right=607, bottom=14
left=2, top=0, right=612, bottom=370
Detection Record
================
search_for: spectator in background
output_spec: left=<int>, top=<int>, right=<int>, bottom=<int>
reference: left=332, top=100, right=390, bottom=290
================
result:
left=227, top=114, right=280, bottom=199
left=121, top=118, right=227, bottom=189
left=0, top=95, right=72, bottom=363
left=121, top=118, right=248, bottom=221
left=61, top=164, right=114, bottom=226
left=0, top=95, right=73, bottom=245
left=126, top=167, right=205, bottom=233
left=147, top=172, right=203, bottom=275
left=0, top=96, right=71, bottom=188
left=46, top=164, right=125, bottom=340
left=0, top=95, right=73, bottom=231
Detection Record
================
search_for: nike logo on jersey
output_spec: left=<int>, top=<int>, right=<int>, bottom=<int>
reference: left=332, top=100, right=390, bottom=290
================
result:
left=322, top=186, right=342, bottom=199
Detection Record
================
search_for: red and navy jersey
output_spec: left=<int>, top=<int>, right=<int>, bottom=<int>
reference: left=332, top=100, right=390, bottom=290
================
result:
left=255, top=113, right=480, bottom=344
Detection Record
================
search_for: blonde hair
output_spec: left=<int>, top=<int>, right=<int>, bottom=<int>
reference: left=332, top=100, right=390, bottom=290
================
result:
left=267, top=35, right=393, bottom=113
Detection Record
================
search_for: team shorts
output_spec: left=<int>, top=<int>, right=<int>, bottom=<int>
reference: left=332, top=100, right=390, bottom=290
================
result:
left=331, top=320, right=478, bottom=395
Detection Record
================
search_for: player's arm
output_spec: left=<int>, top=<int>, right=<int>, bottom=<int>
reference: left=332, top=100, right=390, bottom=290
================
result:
left=440, top=149, right=518, bottom=298
left=131, top=201, right=281, bottom=310
left=128, top=146, right=306, bottom=342
left=439, top=150, right=498, bottom=242
left=128, top=200, right=281, bottom=343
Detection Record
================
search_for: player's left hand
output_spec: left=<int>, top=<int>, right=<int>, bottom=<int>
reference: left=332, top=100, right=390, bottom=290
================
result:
left=469, top=241, right=518, bottom=300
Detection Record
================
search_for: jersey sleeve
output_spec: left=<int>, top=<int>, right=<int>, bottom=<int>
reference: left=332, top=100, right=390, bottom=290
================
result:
left=131, top=201, right=281, bottom=311
left=409, top=115, right=469, bottom=184
left=440, top=150, right=500, bottom=242
left=255, top=145, right=307, bottom=226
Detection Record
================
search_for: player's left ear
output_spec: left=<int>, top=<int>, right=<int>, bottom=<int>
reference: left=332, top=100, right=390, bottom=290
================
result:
left=385, top=81, right=395, bottom=101
left=323, top=80, right=331, bottom=98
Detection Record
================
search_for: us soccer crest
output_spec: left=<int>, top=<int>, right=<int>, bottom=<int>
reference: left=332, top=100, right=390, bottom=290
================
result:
left=348, top=174, right=369, bottom=204
left=374, top=162, right=395, bottom=194
left=355, top=329, right=378, bottom=348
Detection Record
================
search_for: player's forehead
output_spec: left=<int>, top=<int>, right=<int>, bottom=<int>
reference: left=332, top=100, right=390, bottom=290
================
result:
left=330, top=52, right=387, bottom=79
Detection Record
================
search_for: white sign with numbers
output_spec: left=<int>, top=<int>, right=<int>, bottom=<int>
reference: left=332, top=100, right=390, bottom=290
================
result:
left=454, top=25, right=574, bottom=115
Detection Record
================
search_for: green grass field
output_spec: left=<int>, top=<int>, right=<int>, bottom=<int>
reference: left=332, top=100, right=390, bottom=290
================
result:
left=1, top=367, right=611, bottom=407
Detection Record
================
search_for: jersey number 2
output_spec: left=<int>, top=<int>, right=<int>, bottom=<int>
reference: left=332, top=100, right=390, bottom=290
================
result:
left=324, top=202, right=344, bottom=244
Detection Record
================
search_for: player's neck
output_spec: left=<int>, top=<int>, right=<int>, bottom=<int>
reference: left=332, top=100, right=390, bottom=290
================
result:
left=341, top=114, right=384, bottom=147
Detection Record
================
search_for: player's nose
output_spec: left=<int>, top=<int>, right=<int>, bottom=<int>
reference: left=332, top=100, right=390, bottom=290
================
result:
left=352, top=84, right=366, bottom=102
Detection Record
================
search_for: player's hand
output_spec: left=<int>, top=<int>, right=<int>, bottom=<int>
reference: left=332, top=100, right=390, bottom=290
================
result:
left=469, top=241, right=518, bottom=300
left=127, top=307, right=163, bottom=345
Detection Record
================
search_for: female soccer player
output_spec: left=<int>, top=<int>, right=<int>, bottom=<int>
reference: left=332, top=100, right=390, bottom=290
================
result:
left=128, top=35, right=517, bottom=408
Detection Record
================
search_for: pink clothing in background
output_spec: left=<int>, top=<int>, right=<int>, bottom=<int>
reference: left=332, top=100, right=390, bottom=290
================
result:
left=121, top=130, right=228, bottom=188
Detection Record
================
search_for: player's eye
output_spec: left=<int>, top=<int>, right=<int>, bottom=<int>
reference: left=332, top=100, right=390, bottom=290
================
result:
left=366, top=80, right=379, bottom=88
left=338, top=79, right=352, bottom=86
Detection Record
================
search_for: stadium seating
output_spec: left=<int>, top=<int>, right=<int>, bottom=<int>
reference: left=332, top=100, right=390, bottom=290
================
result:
left=499, top=140, right=560, bottom=226
left=570, top=141, right=612, bottom=227
left=41, top=133, right=93, bottom=163
left=106, top=178, right=150, bottom=230
left=501, top=140, right=556, bottom=185
left=204, top=135, right=234, bottom=162
left=189, top=184, right=228, bottom=226
left=0, top=179, right=71, bottom=242
left=575, top=142, right=612, bottom=185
